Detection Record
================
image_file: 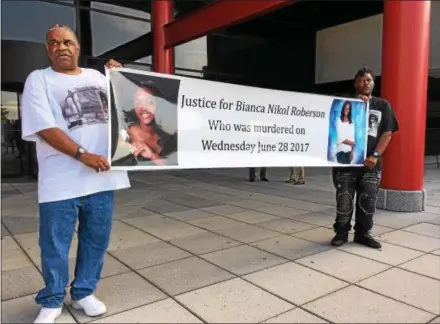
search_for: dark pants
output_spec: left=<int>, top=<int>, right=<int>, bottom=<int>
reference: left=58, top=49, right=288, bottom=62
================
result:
left=332, top=166, right=381, bottom=233
left=36, top=191, right=114, bottom=308
left=249, top=167, right=267, bottom=179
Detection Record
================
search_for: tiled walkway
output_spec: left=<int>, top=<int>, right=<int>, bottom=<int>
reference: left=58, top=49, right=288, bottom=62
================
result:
left=2, top=162, right=440, bottom=323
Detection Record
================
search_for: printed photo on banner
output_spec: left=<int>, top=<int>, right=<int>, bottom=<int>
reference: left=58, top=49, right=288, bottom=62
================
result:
left=108, top=69, right=179, bottom=167
left=368, top=110, right=381, bottom=138
left=327, top=99, right=368, bottom=165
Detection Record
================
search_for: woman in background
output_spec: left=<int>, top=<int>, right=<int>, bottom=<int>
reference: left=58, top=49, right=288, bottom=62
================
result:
left=335, top=101, right=355, bottom=164
left=285, top=167, right=305, bottom=185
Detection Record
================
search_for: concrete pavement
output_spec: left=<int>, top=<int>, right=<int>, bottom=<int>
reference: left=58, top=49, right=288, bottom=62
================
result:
left=2, top=162, right=440, bottom=323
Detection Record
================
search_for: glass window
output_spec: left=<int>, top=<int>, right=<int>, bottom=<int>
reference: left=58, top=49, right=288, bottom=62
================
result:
left=175, top=69, right=203, bottom=78
left=1, top=90, right=37, bottom=177
left=90, top=1, right=150, bottom=20
left=175, top=36, right=207, bottom=71
left=135, top=56, right=152, bottom=64
left=1, top=91, right=19, bottom=122
left=1, top=0, right=76, bottom=44
left=88, top=5, right=151, bottom=56
left=1, top=90, right=21, bottom=175
left=124, top=56, right=152, bottom=71
left=124, top=63, right=152, bottom=72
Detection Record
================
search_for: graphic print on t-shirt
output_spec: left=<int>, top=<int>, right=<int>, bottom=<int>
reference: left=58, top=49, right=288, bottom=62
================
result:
left=61, top=86, right=108, bottom=130
left=368, top=110, right=382, bottom=138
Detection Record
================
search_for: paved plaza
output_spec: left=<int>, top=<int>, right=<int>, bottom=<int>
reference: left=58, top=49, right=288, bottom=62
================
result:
left=2, top=160, right=440, bottom=323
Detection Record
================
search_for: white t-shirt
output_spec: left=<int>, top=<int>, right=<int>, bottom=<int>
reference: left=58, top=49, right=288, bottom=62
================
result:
left=336, top=119, right=355, bottom=153
left=21, top=67, right=130, bottom=203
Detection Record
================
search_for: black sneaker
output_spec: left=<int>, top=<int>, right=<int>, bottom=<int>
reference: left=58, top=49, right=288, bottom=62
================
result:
left=260, top=177, right=269, bottom=182
left=249, top=178, right=255, bottom=182
left=331, top=231, right=349, bottom=247
left=354, top=232, right=382, bottom=249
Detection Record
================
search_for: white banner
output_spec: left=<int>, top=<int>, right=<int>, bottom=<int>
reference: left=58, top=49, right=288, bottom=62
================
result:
left=107, top=67, right=369, bottom=170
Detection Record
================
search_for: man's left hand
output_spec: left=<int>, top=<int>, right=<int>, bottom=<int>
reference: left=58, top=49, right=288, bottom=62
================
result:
left=105, top=59, right=122, bottom=69
left=364, top=156, right=378, bottom=169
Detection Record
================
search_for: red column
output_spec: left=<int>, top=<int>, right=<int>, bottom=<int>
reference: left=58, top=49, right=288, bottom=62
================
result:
left=380, top=0, right=431, bottom=191
left=153, top=0, right=173, bottom=74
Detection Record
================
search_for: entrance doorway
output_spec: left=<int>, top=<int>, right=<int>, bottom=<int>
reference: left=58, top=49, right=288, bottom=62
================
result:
left=1, top=90, right=37, bottom=179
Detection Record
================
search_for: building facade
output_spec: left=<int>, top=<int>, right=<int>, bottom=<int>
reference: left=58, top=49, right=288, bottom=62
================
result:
left=1, top=0, right=207, bottom=178
left=1, top=0, right=437, bottom=211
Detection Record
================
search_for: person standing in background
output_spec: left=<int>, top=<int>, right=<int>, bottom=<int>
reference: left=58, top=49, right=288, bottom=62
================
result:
left=249, top=167, right=268, bottom=182
left=14, top=118, right=24, bottom=157
left=3, top=120, right=15, bottom=154
left=285, top=167, right=305, bottom=185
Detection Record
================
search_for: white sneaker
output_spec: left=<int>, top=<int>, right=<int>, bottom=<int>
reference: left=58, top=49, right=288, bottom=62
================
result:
left=71, top=295, right=107, bottom=317
left=34, top=307, right=62, bottom=323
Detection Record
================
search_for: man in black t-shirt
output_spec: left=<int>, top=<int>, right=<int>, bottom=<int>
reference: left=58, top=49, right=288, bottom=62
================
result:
left=331, top=68, right=399, bottom=249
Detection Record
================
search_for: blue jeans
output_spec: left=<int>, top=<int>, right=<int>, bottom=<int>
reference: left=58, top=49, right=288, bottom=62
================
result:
left=35, top=191, right=114, bottom=308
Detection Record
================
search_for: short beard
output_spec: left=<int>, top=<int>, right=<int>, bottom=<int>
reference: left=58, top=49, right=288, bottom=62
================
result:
left=52, top=58, right=78, bottom=72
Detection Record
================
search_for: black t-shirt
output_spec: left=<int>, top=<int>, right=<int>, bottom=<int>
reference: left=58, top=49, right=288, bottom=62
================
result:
left=366, top=96, right=399, bottom=157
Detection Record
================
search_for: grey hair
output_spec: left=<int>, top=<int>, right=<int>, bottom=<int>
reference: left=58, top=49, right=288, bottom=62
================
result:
left=46, top=24, right=78, bottom=42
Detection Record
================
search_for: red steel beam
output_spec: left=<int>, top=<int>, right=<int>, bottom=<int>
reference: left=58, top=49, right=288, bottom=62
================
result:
left=164, top=0, right=295, bottom=48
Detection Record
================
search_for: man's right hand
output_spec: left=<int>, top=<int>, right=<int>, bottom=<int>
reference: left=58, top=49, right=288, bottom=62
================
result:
left=79, top=153, right=110, bottom=172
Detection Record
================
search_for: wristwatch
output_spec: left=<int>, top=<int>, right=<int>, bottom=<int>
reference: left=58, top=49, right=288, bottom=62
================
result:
left=75, top=146, right=86, bottom=160
left=372, top=151, right=380, bottom=158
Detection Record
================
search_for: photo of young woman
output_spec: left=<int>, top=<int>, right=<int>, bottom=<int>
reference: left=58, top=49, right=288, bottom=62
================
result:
left=335, top=101, right=355, bottom=164
left=327, top=98, right=367, bottom=166
left=124, top=81, right=177, bottom=165
left=111, top=73, right=179, bottom=167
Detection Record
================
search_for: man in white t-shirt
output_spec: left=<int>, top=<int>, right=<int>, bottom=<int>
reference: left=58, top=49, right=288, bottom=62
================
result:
left=21, top=24, right=130, bottom=323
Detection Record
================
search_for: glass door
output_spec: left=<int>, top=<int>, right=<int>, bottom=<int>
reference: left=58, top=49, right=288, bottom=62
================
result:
left=0, top=90, right=38, bottom=179
left=1, top=90, right=22, bottom=177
